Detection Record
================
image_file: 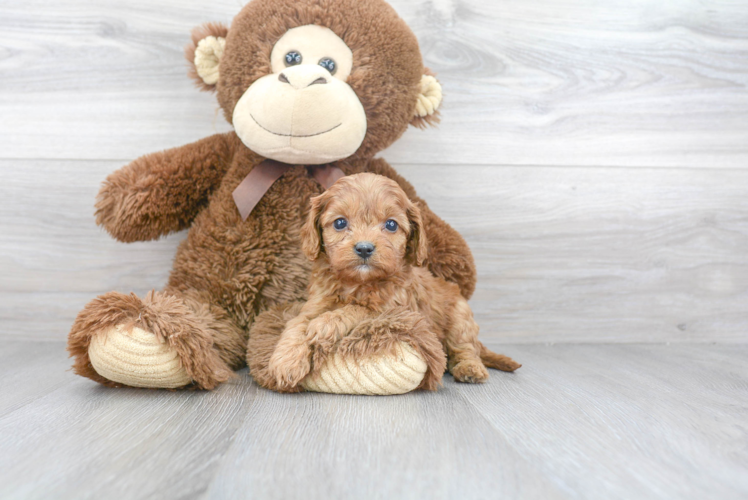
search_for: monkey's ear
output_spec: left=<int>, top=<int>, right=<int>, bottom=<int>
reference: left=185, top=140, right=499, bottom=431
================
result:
left=185, top=22, right=229, bottom=92
left=405, top=201, right=429, bottom=266
left=301, top=193, right=329, bottom=261
left=410, top=72, right=443, bottom=129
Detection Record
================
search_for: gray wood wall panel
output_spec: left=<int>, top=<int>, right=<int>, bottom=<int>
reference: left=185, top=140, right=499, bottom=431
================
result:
left=3, top=160, right=747, bottom=342
left=1, top=0, right=747, bottom=167
left=1, top=0, right=747, bottom=342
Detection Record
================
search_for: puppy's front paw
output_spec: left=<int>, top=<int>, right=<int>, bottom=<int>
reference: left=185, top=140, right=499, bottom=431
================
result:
left=306, top=313, right=347, bottom=350
left=451, top=360, right=489, bottom=384
left=269, top=339, right=312, bottom=390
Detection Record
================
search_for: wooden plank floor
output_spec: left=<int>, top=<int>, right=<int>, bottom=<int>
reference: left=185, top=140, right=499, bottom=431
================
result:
left=1, top=340, right=746, bottom=500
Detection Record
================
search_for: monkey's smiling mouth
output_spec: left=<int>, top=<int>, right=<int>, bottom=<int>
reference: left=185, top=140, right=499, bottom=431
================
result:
left=251, top=114, right=342, bottom=138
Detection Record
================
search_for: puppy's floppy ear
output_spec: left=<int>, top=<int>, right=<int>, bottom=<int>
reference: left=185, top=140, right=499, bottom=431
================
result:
left=405, top=200, right=429, bottom=266
left=185, top=22, right=229, bottom=91
left=410, top=69, right=442, bottom=129
left=301, top=192, right=329, bottom=261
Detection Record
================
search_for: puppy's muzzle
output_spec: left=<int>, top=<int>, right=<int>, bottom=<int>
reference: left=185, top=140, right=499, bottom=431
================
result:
left=354, top=241, right=375, bottom=260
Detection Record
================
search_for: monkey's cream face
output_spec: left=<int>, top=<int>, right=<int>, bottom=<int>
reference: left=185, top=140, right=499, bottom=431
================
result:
left=232, top=25, right=367, bottom=165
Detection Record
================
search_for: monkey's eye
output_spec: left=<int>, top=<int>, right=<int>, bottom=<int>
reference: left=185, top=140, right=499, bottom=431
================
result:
left=285, top=51, right=302, bottom=66
left=333, top=218, right=348, bottom=231
left=318, top=57, right=337, bottom=75
left=384, top=220, right=398, bottom=232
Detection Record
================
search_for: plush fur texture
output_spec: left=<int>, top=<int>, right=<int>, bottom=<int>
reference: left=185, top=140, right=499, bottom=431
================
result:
left=248, top=174, right=519, bottom=393
left=67, top=0, right=477, bottom=390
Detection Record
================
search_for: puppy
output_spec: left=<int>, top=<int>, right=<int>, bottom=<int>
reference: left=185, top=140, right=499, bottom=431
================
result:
left=268, top=173, right=520, bottom=391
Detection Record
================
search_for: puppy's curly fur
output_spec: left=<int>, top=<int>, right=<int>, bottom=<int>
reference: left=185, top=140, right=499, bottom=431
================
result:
left=266, top=173, right=520, bottom=391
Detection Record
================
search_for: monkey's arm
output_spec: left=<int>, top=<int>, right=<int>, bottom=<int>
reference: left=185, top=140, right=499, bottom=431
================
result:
left=368, top=158, right=477, bottom=299
left=94, top=133, right=237, bottom=242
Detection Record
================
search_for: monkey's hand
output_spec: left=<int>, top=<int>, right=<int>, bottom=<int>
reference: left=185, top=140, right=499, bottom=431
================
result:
left=95, top=133, right=235, bottom=242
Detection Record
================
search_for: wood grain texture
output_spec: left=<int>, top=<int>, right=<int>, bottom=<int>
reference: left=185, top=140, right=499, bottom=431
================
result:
left=203, top=377, right=568, bottom=500
left=3, top=160, right=747, bottom=342
left=0, top=341, right=259, bottom=500
left=461, top=342, right=748, bottom=500
left=0, top=341, right=746, bottom=499
left=0, top=341, right=73, bottom=418
left=1, top=0, right=747, bottom=166
left=405, top=164, right=748, bottom=342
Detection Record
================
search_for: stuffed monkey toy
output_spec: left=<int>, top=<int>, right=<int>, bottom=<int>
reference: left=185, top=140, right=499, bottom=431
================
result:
left=67, top=0, right=476, bottom=393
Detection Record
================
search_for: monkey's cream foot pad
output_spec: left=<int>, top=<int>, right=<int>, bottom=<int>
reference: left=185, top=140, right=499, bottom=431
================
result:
left=88, top=325, right=192, bottom=389
left=301, top=342, right=428, bottom=395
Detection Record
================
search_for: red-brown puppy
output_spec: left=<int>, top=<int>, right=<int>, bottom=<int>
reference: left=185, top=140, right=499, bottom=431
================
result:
left=268, top=173, right=520, bottom=390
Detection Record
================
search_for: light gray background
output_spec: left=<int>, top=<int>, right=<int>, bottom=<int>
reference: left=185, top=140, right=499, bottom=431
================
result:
left=1, top=0, right=746, bottom=498
left=3, top=0, right=748, bottom=343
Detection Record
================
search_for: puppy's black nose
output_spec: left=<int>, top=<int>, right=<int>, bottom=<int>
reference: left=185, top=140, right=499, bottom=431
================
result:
left=354, top=241, right=375, bottom=259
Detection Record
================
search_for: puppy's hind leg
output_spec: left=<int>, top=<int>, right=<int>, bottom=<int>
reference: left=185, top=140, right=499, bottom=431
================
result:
left=443, top=298, right=490, bottom=384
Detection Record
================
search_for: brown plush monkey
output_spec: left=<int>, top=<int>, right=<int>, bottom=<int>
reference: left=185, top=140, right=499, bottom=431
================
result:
left=67, top=0, right=476, bottom=391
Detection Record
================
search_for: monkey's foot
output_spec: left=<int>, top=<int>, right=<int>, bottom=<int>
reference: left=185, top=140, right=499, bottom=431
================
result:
left=301, top=342, right=427, bottom=395
left=88, top=325, right=192, bottom=389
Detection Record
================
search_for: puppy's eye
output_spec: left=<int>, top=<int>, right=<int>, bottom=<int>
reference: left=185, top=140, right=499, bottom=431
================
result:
left=318, top=57, right=337, bottom=75
left=285, top=51, right=302, bottom=66
left=384, top=220, right=398, bottom=232
left=333, top=218, right=348, bottom=231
